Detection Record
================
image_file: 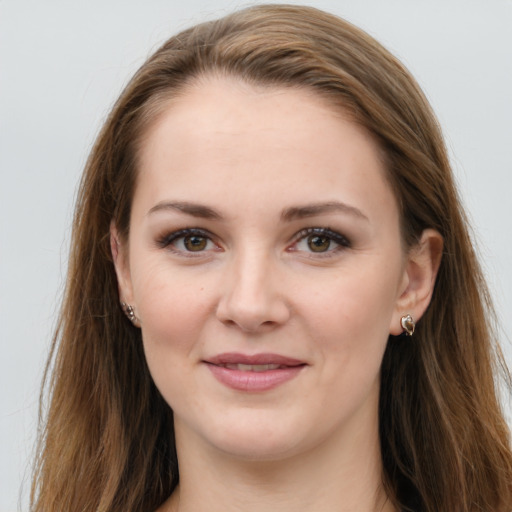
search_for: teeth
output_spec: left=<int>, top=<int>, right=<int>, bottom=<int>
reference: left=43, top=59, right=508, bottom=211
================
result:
left=224, top=363, right=281, bottom=372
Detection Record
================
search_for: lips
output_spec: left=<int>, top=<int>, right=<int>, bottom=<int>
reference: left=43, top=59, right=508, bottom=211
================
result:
left=204, top=353, right=306, bottom=392
left=222, top=363, right=283, bottom=372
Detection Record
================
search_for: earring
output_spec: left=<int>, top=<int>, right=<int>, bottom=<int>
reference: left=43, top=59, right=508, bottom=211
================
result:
left=121, top=302, right=137, bottom=325
left=400, top=314, right=415, bottom=336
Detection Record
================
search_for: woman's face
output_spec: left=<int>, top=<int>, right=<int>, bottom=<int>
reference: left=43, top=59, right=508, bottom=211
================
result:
left=114, top=77, right=413, bottom=460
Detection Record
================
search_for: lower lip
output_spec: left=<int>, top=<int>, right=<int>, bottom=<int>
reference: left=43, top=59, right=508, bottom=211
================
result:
left=206, top=364, right=305, bottom=392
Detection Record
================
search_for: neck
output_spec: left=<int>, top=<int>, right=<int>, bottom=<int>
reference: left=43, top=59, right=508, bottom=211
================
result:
left=159, top=416, right=396, bottom=512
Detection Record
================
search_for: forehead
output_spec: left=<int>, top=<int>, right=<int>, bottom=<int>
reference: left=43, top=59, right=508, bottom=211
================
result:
left=134, top=76, right=397, bottom=225
left=138, top=75, right=370, bottom=159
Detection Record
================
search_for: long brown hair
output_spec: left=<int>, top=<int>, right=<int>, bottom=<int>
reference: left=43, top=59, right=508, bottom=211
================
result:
left=31, top=5, right=512, bottom=511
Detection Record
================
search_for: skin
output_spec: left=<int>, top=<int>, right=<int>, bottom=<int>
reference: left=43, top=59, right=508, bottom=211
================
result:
left=112, top=76, right=442, bottom=512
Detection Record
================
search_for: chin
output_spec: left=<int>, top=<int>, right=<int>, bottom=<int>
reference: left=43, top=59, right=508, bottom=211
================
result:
left=172, top=407, right=303, bottom=462
left=197, top=411, right=317, bottom=462
left=213, top=433, right=302, bottom=462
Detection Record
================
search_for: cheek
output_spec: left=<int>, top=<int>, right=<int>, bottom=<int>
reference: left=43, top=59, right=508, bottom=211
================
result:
left=298, top=260, right=402, bottom=385
left=133, top=268, right=215, bottom=407
left=132, top=261, right=215, bottom=353
left=304, top=265, right=399, bottom=338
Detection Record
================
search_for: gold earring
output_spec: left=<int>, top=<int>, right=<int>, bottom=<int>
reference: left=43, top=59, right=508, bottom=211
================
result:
left=400, top=314, right=415, bottom=336
left=121, top=302, right=138, bottom=325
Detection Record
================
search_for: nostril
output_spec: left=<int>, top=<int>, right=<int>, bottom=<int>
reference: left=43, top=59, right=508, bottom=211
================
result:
left=216, top=301, right=290, bottom=333
left=215, top=266, right=291, bottom=331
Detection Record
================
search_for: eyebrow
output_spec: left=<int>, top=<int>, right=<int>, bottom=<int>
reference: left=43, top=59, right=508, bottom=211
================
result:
left=147, top=200, right=368, bottom=223
left=281, top=201, right=369, bottom=222
left=147, top=201, right=223, bottom=220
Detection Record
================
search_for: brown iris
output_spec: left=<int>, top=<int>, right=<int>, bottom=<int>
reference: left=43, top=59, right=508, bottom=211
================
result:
left=307, top=234, right=331, bottom=252
left=184, top=235, right=208, bottom=251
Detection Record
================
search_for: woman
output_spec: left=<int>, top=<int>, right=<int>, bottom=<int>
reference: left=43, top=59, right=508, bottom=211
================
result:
left=31, top=4, right=512, bottom=512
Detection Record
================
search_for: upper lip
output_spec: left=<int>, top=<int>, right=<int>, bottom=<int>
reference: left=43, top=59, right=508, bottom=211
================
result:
left=205, top=352, right=306, bottom=367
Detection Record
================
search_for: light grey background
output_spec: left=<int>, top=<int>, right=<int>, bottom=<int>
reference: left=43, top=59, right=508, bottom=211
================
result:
left=1, top=1, right=511, bottom=510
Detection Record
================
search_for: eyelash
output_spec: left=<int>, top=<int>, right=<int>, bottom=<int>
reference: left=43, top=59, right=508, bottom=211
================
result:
left=289, top=227, right=351, bottom=257
left=156, top=228, right=219, bottom=257
left=156, top=227, right=351, bottom=257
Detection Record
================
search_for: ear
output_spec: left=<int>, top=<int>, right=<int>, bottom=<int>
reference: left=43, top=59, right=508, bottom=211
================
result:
left=110, top=221, right=135, bottom=309
left=389, top=229, right=443, bottom=335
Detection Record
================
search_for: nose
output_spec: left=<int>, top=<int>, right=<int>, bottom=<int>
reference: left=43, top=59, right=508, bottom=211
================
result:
left=215, top=249, right=291, bottom=333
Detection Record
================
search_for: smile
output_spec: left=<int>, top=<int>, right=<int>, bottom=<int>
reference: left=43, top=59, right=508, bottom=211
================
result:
left=221, top=363, right=286, bottom=372
left=204, top=353, right=307, bottom=392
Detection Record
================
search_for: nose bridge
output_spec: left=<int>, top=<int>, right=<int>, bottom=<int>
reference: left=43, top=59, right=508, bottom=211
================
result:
left=234, top=245, right=272, bottom=301
left=216, top=242, right=289, bottom=331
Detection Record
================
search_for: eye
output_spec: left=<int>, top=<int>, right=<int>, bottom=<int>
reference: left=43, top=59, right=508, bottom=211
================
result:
left=291, top=228, right=350, bottom=255
left=157, top=228, right=218, bottom=255
left=304, top=234, right=332, bottom=252
left=180, top=234, right=210, bottom=252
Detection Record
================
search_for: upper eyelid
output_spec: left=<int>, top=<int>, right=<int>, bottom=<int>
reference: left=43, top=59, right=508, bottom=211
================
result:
left=155, top=226, right=350, bottom=251
left=157, top=227, right=217, bottom=248
left=291, top=227, right=350, bottom=245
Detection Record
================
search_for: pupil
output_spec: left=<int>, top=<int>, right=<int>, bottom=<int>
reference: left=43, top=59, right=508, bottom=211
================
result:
left=185, top=235, right=207, bottom=251
left=308, top=235, right=330, bottom=252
